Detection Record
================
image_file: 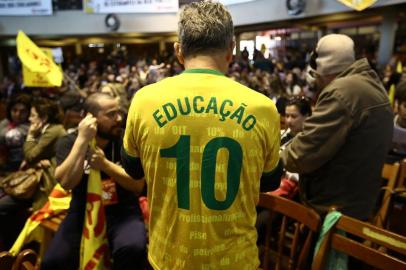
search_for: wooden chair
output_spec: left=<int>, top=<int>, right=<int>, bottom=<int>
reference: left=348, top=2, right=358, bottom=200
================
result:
left=384, top=159, right=406, bottom=236
left=257, top=193, right=321, bottom=270
left=38, top=212, right=66, bottom=258
left=312, top=214, right=406, bottom=270
left=0, top=251, right=14, bottom=270
left=373, top=162, right=400, bottom=228
left=396, top=159, right=406, bottom=189
left=40, top=212, right=65, bottom=233
left=12, top=249, right=38, bottom=270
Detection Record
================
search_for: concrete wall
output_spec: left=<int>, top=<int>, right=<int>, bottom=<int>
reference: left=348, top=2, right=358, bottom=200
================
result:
left=0, top=0, right=405, bottom=36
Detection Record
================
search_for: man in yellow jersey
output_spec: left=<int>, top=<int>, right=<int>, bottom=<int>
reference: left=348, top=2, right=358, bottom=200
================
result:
left=121, top=1, right=281, bottom=269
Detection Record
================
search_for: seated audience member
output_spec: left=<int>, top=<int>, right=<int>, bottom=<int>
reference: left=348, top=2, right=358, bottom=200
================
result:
left=388, top=80, right=406, bottom=161
left=22, top=98, right=66, bottom=210
left=41, top=93, right=146, bottom=270
left=0, top=98, right=65, bottom=214
left=23, top=98, right=66, bottom=167
left=0, top=94, right=30, bottom=174
left=0, top=94, right=30, bottom=250
left=276, top=96, right=312, bottom=198
left=0, top=98, right=66, bottom=249
left=100, top=82, right=130, bottom=112
left=284, top=71, right=302, bottom=96
left=281, top=97, right=312, bottom=148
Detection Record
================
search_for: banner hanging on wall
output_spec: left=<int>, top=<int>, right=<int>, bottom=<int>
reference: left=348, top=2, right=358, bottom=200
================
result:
left=83, top=0, right=178, bottom=13
left=0, top=0, right=52, bottom=16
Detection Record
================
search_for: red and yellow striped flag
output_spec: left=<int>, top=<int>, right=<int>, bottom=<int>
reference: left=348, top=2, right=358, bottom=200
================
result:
left=10, top=184, right=71, bottom=256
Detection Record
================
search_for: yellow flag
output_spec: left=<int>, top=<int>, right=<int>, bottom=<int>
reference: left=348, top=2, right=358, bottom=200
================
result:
left=17, top=30, right=62, bottom=87
left=22, top=48, right=62, bottom=87
left=397, top=61, right=403, bottom=73
left=337, top=0, right=377, bottom=11
left=80, top=139, right=110, bottom=270
left=388, top=83, right=395, bottom=108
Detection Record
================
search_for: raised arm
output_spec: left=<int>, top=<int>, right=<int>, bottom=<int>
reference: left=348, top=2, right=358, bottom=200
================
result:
left=23, top=125, right=65, bottom=164
left=55, top=114, right=97, bottom=190
left=89, top=146, right=145, bottom=195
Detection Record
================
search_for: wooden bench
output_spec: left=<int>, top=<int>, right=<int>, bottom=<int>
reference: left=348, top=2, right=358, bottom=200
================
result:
left=312, top=214, right=406, bottom=270
left=13, top=249, right=38, bottom=270
left=0, top=249, right=38, bottom=270
left=0, top=251, right=14, bottom=270
left=39, top=213, right=65, bottom=233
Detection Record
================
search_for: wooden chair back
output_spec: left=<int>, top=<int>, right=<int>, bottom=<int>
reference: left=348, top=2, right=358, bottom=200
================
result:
left=38, top=211, right=66, bottom=258
left=374, top=162, right=400, bottom=228
left=312, top=214, right=406, bottom=270
left=397, top=159, right=406, bottom=189
left=12, top=249, right=37, bottom=270
left=258, top=193, right=321, bottom=270
left=0, top=251, right=14, bottom=270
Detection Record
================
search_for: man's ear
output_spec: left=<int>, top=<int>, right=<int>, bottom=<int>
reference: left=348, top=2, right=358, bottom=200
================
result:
left=174, top=42, right=185, bottom=65
left=226, top=40, right=236, bottom=63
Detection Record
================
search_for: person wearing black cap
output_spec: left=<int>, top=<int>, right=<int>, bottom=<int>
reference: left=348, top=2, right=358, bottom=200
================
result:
left=281, top=34, right=393, bottom=221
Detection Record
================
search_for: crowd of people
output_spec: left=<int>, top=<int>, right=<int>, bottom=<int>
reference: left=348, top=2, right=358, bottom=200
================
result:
left=0, top=1, right=405, bottom=269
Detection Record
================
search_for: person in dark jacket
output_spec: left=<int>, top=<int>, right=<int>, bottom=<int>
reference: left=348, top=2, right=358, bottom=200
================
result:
left=281, top=34, right=393, bottom=221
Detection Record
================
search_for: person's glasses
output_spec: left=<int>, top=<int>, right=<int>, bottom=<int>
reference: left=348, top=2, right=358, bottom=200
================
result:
left=104, top=108, right=123, bottom=119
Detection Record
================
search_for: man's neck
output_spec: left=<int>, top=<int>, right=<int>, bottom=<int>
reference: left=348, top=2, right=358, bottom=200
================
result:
left=184, top=55, right=228, bottom=74
left=96, top=136, right=109, bottom=149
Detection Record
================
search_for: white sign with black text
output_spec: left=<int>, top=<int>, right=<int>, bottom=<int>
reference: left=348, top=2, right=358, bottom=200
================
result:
left=83, top=0, right=178, bottom=14
left=0, top=0, right=52, bottom=16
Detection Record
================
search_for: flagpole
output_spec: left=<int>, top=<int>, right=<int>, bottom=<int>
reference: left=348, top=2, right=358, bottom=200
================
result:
left=63, top=72, right=87, bottom=98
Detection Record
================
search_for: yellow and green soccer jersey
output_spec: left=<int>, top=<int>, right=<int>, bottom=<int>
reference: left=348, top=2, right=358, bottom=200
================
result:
left=123, top=69, right=280, bottom=270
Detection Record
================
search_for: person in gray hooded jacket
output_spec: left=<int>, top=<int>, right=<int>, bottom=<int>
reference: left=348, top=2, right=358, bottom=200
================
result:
left=281, top=34, right=393, bottom=220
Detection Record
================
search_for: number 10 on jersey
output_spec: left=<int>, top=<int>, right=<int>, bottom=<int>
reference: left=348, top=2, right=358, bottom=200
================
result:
left=160, top=135, right=243, bottom=211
